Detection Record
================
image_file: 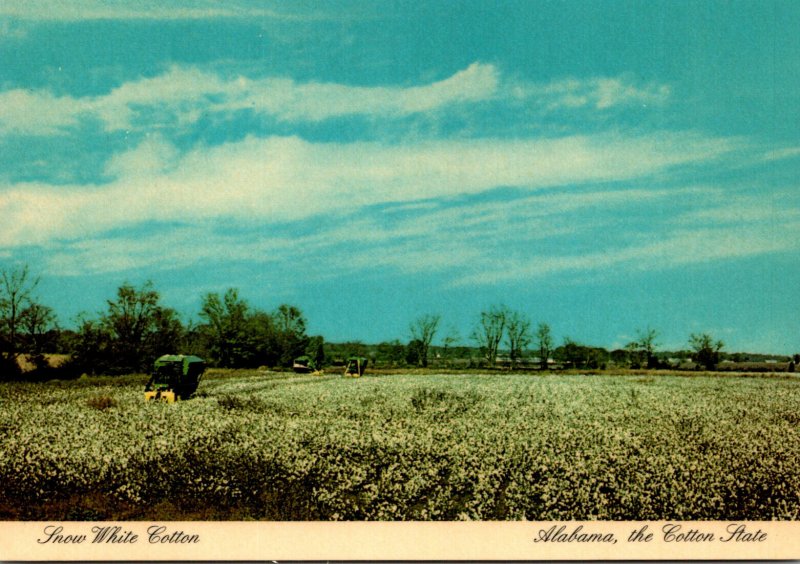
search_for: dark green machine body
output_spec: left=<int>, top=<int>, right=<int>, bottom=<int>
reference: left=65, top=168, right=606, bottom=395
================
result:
left=292, top=355, right=317, bottom=373
left=344, top=356, right=368, bottom=377
left=144, top=355, right=205, bottom=400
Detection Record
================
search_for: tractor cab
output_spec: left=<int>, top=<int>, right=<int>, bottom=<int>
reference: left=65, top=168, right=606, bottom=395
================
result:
left=344, top=356, right=368, bottom=377
left=292, top=355, right=316, bottom=373
left=144, top=354, right=205, bottom=402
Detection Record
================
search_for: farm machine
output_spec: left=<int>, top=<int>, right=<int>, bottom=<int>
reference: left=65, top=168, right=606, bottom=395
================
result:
left=292, top=355, right=323, bottom=375
left=344, top=356, right=368, bottom=377
left=144, top=354, right=205, bottom=402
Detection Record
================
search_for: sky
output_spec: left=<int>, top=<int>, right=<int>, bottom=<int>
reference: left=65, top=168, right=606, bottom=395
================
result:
left=1, top=0, right=799, bottom=353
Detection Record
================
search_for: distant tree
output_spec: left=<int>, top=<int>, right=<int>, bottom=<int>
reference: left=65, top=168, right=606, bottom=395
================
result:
left=66, top=315, right=114, bottom=375
left=636, top=327, right=660, bottom=368
left=408, top=313, right=440, bottom=368
left=247, top=310, right=279, bottom=367
left=376, top=340, right=406, bottom=367
left=307, top=336, right=326, bottom=368
left=610, top=348, right=629, bottom=367
left=344, top=341, right=367, bottom=359
left=556, top=337, right=584, bottom=369
left=19, top=303, right=58, bottom=370
left=535, top=322, right=553, bottom=370
left=273, top=304, right=309, bottom=367
left=624, top=341, right=643, bottom=368
left=0, top=265, right=40, bottom=375
left=146, top=306, right=184, bottom=358
left=554, top=338, right=609, bottom=369
left=405, top=339, right=424, bottom=367
left=471, top=305, right=508, bottom=367
left=103, top=281, right=182, bottom=373
left=689, top=333, right=724, bottom=370
left=199, top=288, right=251, bottom=367
left=440, top=325, right=461, bottom=366
left=505, top=310, right=531, bottom=368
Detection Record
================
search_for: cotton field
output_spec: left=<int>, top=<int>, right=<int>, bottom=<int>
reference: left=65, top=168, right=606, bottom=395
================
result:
left=1, top=371, right=798, bottom=520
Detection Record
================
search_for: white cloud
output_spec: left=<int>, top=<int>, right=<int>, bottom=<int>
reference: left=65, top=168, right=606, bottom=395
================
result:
left=0, top=131, right=738, bottom=248
left=0, top=89, right=87, bottom=135
left=0, top=64, right=677, bottom=136
left=243, top=62, right=499, bottom=121
left=0, top=63, right=499, bottom=135
left=104, top=134, right=180, bottom=178
left=0, top=2, right=309, bottom=22
left=514, top=76, right=671, bottom=111
left=763, top=147, right=800, bottom=161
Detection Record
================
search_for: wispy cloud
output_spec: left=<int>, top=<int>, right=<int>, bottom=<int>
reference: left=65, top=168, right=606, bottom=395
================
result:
left=0, top=131, right=738, bottom=248
left=763, top=147, right=800, bottom=161
left=0, top=64, right=675, bottom=136
left=0, top=2, right=321, bottom=22
left=0, top=63, right=499, bottom=135
left=455, top=197, right=800, bottom=286
left=511, top=76, right=671, bottom=111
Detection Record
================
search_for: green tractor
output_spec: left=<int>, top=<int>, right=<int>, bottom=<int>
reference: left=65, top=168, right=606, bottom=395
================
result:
left=144, top=354, right=205, bottom=402
left=344, top=356, right=368, bottom=377
left=292, top=355, right=323, bottom=374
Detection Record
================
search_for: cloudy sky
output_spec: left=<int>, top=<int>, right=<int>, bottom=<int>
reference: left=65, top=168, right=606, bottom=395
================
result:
left=1, top=0, right=799, bottom=353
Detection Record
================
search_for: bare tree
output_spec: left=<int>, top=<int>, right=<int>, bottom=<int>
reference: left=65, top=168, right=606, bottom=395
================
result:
left=505, top=310, right=531, bottom=369
left=20, top=303, right=57, bottom=363
left=636, top=326, right=660, bottom=368
left=471, top=305, right=508, bottom=367
left=535, top=322, right=553, bottom=370
left=689, top=333, right=724, bottom=371
left=0, top=265, right=40, bottom=365
left=440, top=324, right=461, bottom=365
left=409, top=313, right=441, bottom=367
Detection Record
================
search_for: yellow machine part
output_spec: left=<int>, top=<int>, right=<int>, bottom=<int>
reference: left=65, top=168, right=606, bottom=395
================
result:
left=144, top=390, right=177, bottom=403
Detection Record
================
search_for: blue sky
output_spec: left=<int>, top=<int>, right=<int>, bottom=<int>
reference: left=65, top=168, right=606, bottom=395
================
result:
left=1, top=1, right=799, bottom=353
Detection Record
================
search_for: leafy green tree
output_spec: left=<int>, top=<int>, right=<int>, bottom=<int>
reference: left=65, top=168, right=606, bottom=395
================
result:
left=409, top=313, right=441, bottom=367
left=307, top=335, right=326, bottom=369
left=273, top=304, right=309, bottom=367
left=554, top=338, right=608, bottom=369
left=376, top=340, right=406, bottom=367
left=610, top=348, right=630, bottom=367
left=689, top=333, right=724, bottom=370
left=102, top=282, right=182, bottom=373
left=405, top=339, right=424, bottom=367
left=65, top=315, right=114, bottom=375
left=555, top=337, right=584, bottom=369
left=199, top=288, right=252, bottom=367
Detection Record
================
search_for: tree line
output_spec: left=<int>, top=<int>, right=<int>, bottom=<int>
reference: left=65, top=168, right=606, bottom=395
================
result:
left=0, top=266, right=318, bottom=380
left=0, top=265, right=793, bottom=380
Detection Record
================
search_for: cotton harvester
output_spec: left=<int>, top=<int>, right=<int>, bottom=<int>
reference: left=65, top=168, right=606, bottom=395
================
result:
left=144, top=354, right=205, bottom=402
left=343, top=356, right=368, bottom=377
